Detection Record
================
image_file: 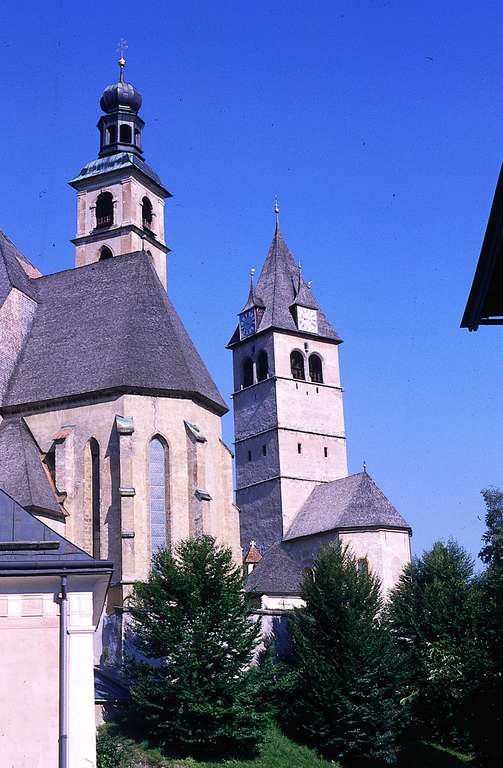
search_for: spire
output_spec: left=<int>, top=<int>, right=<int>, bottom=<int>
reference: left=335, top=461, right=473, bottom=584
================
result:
left=274, top=197, right=280, bottom=233
left=240, top=267, right=265, bottom=313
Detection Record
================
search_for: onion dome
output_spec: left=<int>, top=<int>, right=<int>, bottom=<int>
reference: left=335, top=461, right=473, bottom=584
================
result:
left=100, top=57, right=142, bottom=114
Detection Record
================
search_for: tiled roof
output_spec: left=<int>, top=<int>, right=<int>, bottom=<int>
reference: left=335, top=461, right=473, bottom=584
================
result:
left=285, top=472, right=411, bottom=540
left=0, top=231, right=38, bottom=307
left=245, top=542, right=303, bottom=595
left=229, top=225, right=341, bottom=345
left=2, top=251, right=227, bottom=414
left=0, top=418, right=61, bottom=516
left=244, top=540, right=262, bottom=564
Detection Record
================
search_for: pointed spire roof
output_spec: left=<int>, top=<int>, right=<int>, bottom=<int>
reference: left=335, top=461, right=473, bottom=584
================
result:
left=244, top=540, right=262, bottom=565
left=228, top=223, right=341, bottom=345
left=240, top=270, right=265, bottom=313
left=0, top=418, right=62, bottom=517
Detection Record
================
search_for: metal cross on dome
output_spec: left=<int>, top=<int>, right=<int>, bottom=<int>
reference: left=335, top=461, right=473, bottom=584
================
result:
left=117, top=39, right=128, bottom=59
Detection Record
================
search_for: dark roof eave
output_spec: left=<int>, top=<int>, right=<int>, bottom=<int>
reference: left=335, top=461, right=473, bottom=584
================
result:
left=1, top=386, right=228, bottom=418
left=226, top=324, right=343, bottom=350
left=69, top=162, right=172, bottom=199
left=461, top=163, right=503, bottom=331
left=0, top=561, right=114, bottom=575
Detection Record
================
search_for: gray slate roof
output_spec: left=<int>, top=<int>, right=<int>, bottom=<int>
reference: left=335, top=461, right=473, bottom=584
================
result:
left=245, top=542, right=303, bottom=595
left=0, top=231, right=38, bottom=307
left=70, top=152, right=170, bottom=197
left=3, top=251, right=227, bottom=414
left=0, top=486, right=110, bottom=568
left=285, top=471, right=411, bottom=541
left=229, top=225, right=341, bottom=345
left=0, top=418, right=61, bottom=516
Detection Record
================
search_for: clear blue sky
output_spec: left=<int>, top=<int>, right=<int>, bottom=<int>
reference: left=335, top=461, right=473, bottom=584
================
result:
left=0, top=0, right=501, bottom=562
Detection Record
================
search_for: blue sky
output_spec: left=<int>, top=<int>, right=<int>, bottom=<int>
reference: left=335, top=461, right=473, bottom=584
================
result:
left=0, top=0, right=501, bottom=562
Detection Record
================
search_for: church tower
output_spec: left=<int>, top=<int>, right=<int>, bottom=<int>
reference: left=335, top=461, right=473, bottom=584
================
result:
left=228, top=211, right=348, bottom=555
left=69, top=57, right=171, bottom=287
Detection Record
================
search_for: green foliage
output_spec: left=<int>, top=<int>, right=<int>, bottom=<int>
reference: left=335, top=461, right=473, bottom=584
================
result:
left=124, top=536, right=267, bottom=759
left=282, top=541, right=408, bottom=765
left=466, top=489, right=503, bottom=767
left=96, top=725, right=133, bottom=768
left=387, top=540, right=479, bottom=749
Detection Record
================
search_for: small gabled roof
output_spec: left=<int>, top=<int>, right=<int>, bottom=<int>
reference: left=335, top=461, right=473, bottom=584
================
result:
left=228, top=225, right=341, bottom=345
left=0, top=418, right=61, bottom=516
left=461, top=164, right=503, bottom=331
left=0, top=231, right=39, bottom=307
left=3, top=251, right=227, bottom=415
left=284, top=471, right=411, bottom=541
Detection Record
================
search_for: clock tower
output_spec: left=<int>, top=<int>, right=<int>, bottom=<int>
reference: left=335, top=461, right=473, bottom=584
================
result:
left=228, top=215, right=348, bottom=556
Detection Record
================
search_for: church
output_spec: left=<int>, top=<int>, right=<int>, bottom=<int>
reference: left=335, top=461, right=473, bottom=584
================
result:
left=0, top=58, right=412, bottom=766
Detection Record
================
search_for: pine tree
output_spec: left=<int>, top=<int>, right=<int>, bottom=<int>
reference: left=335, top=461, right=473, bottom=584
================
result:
left=468, top=488, right=503, bottom=767
left=124, top=536, right=266, bottom=758
left=284, top=541, right=408, bottom=765
left=387, top=540, right=479, bottom=748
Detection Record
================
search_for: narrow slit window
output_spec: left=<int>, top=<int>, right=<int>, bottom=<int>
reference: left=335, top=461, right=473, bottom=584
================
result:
left=324, top=447, right=328, bottom=458
left=297, top=443, right=302, bottom=454
left=247, top=450, right=252, bottom=462
left=262, top=445, right=267, bottom=456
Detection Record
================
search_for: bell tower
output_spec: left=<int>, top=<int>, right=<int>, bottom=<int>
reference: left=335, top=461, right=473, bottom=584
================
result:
left=228, top=211, right=348, bottom=556
left=69, top=57, right=171, bottom=287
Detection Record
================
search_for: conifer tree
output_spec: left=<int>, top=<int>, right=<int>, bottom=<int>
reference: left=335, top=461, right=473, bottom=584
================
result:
left=284, top=541, right=407, bottom=765
left=468, top=488, right=503, bottom=767
left=387, top=540, right=479, bottom=748
left=125, top=535, right=266, bottom=758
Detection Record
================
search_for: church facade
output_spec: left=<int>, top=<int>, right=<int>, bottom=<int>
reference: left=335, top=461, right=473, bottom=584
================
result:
left=0, top=60, right=240, bottom=661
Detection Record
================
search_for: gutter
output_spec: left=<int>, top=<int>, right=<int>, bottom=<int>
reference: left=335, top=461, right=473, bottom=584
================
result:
left=59, top=575, right=68, bottom=768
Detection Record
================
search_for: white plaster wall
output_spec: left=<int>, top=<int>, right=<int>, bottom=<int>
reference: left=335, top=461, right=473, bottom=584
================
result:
left=339, top=528, right=411, bottom=596
left=0, top=576, right=102, bottom=768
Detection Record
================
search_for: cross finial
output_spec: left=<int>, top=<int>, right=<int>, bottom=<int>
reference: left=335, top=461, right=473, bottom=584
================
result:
left=117, top=38, right=128, bottom=81
left=274, top=197, right=280, bottom=230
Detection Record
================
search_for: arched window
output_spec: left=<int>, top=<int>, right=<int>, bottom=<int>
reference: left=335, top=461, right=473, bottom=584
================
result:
left=257, top=350, right=268, bottom=381
left=290, top=350, right=305, bottom=380
left=107, top=125, right=117, bottom=144
left=149, top=436, right=169, bottom=555
left=119, top=124, right=132, bottom=143
left=357, top=557, right=369, bottom=577
left=134, top=128, right=141, bottom=146
left=142, top=196, right=153, bottom=229
left=98, top=246, right=113, bottom=261
left=309, top=353, right=323, bottom=383
left=83, top=438, right=100, bottom=558
left=243, top=357, right=254, bottom=388
left=95, top=192, right=114, bottom=228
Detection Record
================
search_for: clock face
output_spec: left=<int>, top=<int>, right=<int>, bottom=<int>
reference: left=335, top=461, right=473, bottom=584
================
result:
left=297, top=306, right=318, bottom=334
left=239, top=309, right=256, bottom=339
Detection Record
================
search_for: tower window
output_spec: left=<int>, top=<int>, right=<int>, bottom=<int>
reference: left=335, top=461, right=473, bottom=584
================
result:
left=149, top=436, right=169, bottom=555
left=290, top=351, right=305, bottom=380
left=107, top=125, right=117, bottom=144
left=119, top=124, right=132, bottom=143
left=262, top=445, right=267, bottom=456
left=257, top=350, right=268, bottom=381
left=247, top=450, right=252, bottom=462
left=95, top=192, right=114, bottom=228
left=324, top=447, right=328, bottom=458
left=134, top=128, right=141, bottom=146
left=309, top=353, right=323, bottom=383
left=243, top=357, right=254, bottom=388
left=142, top=196, right=154, bottom=230
left=98, top=246, right=113, bottom=261
left=297, top=443, right=302, bottom=454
